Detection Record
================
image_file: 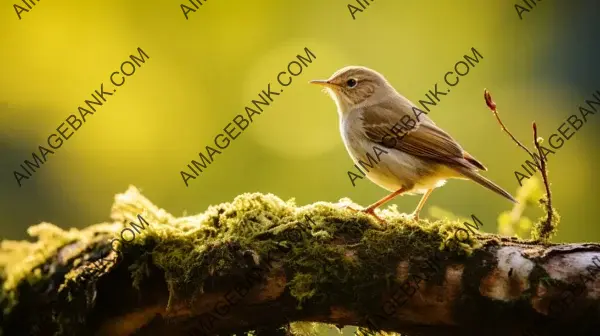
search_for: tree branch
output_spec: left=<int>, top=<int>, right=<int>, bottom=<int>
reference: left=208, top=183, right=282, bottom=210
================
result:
left=1, top=187, right=599, bottom=336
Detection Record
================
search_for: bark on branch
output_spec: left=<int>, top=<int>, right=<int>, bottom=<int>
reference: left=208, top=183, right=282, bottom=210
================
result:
left=1, top=186, right=599, bottom=336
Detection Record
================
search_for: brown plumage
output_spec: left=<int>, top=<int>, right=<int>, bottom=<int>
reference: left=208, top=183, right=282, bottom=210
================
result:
left=311, top=65, right=516, bottom=221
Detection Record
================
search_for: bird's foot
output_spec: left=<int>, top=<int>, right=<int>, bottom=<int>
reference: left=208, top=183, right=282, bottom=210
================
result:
left=342, top=205, right=387, bottom=226
left=361, top=207, right=388, bottom=225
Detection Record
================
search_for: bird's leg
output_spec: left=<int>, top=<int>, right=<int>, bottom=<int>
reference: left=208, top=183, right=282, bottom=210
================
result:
left=361, top=187, right=409, bottom=222
left=409, top=188, right=434, bottom=221
left=343, top=205, right=389, bottom=225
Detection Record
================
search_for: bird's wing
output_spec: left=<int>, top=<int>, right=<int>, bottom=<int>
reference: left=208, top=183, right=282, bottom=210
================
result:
left=359, top=100, right=484, bottom=170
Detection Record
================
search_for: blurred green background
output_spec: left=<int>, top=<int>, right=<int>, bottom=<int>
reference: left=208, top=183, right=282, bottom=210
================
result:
left=1, top=0, right=599, bottom=246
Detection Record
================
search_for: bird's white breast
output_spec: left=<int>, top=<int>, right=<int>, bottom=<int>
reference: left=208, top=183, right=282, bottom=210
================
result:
left=339, top=108, right=455, bottom=194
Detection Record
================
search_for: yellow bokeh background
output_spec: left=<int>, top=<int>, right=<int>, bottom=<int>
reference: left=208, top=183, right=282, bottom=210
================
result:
left=1, top=0, right=599, bottom=260
left=3, top=0, right=600, bottom=334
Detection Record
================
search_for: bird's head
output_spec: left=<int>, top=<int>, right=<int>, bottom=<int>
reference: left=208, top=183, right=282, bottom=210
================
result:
left=310, top=66, right=391, bottom=112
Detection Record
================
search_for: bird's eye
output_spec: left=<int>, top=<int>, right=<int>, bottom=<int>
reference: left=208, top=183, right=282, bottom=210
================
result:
left=346, top=78, right=358, bottom=88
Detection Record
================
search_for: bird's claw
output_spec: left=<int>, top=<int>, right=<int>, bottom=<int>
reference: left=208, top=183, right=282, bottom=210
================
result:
left=341, top=205, right=387, bottom=226
left=359, top=207, right=388, bottom=225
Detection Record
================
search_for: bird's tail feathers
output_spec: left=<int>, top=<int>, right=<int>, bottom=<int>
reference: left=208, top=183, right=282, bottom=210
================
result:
left=457, top=168, right=517, bottom=204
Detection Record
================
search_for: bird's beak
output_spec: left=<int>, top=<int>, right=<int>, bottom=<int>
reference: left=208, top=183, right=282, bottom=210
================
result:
left=309, top=79, right=334, bottom=87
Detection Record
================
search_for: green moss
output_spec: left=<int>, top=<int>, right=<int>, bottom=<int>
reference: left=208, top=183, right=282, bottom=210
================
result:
left=531, top=198, right=561, bottom=242
left=0, top=223, right=82, bottom=315
left=0, top=186, right=492, bottom=334
left=288, top=273, right=318, bottom=307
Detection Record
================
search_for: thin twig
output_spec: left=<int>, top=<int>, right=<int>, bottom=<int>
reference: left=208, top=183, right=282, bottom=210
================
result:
left=484, top=90, right=537, bottom=159
left=533, top=122, right=553, bottom=234
left=483, top=89, right=556, bottom=242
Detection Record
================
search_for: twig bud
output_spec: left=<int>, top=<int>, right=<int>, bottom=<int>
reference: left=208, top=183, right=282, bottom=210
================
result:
left=484, top=89, right=496, bottom=111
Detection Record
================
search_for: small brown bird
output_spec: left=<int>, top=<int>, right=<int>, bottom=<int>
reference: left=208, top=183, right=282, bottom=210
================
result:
left=310, top=66, right=516, bottom=221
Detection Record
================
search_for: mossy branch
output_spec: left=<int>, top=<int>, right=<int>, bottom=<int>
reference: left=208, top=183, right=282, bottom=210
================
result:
left=1, top=187, right=599, bottom=336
